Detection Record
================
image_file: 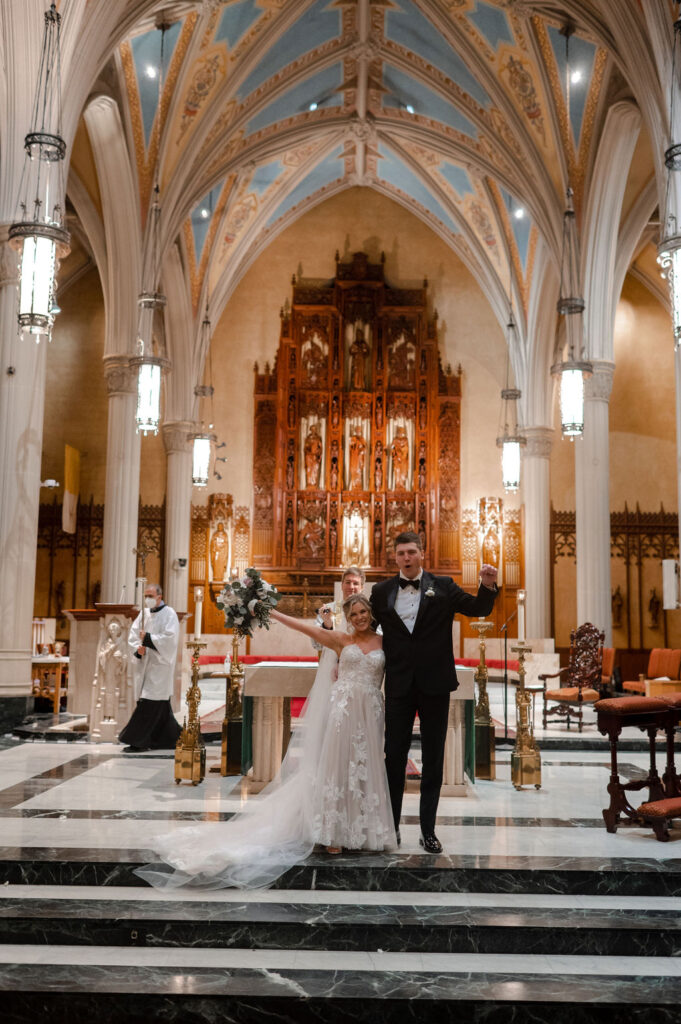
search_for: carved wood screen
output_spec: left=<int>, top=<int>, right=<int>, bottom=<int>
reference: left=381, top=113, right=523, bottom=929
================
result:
left=252, top=251, right=462, bottom=583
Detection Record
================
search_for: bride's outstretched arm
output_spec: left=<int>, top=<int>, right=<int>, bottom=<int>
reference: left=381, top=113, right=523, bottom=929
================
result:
left=270, top=609, right=344, bottom=653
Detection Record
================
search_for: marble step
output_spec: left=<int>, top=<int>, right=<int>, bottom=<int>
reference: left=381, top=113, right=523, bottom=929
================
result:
left=0, top=889, right=679, bottom=957
left=3, top=850, right=681, bottom=896
left=0, top=946, right=680, bottom=1023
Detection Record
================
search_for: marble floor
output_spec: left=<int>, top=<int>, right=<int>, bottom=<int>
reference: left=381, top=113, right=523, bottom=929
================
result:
left=1, top=734, right=681, bottom=1021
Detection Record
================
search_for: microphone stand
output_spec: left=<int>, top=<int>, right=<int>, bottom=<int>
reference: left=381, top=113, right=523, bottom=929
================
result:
left=499, top=608, right=517, bottom=745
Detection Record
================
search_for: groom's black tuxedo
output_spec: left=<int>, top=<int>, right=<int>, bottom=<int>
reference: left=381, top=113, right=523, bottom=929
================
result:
left=371, top=571, right=497, bottom=836
left=371, top=572, right=497, bottom=698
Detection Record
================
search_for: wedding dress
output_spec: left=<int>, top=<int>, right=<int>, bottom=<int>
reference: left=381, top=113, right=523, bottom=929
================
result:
left=136, top=643, right=396, bottom=890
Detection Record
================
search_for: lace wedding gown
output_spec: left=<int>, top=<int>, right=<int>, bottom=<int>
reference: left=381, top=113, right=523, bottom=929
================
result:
left=137, top=644, right=396, bottom=890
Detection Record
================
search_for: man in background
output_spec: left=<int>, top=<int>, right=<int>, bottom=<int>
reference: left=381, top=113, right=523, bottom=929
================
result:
left=119, top=583, right=181, bottom=753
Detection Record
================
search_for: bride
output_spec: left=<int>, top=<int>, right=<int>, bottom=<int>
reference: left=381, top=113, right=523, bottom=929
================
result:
left=136, top=594, right=396, bottom=890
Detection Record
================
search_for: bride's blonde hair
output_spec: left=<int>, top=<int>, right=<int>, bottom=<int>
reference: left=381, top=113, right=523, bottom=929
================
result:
left=343, top=594, right=375, bottom=630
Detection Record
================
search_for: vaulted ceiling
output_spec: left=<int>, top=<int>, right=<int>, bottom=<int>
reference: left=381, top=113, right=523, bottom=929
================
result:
left=54, top=0, right=671, bottom=417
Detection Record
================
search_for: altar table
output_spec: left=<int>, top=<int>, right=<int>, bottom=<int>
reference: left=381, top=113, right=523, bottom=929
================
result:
left=242, top=661, right=475, bottom=797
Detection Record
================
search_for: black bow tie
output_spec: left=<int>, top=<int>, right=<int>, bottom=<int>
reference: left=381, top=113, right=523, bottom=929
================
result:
left=399, top=578, right=420, bottom=590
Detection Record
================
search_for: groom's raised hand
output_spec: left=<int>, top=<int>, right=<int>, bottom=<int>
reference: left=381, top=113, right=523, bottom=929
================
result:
left=479, top=563, right=498, bottom=590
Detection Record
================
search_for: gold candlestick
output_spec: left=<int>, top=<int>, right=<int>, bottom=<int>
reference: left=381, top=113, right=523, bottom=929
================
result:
left=222, top=633, right=244, bottom=775
left=470, top=619, right=496, bottom=781
left=510, top=642, right=541, bottom=790
left=174, top=640, right=206, bottom=786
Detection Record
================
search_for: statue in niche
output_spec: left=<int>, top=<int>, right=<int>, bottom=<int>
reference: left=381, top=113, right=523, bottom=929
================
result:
left=285, top=516, right=294, bottom=556
left=329, top=438, right=340, bottom=489
left=329, top=519, right=338, bottom=562
left=331, top=395, right=340, bottom=428
left=349, top=327, right=370, bottom=390
left=374, top=440, right=383, bottom=491
left=418, top=440, right=427, bottom=491
left=91, top=620, right=128, bottom=740
left=349, top=431, right=367, bottom=489
left=648, top=588, right=661, bottom=630
left=419, top=395, right=427, bottom=430
left=373, top=518, right=382, bottom=564
left=210, top=522, right=229, bottom=581
left=388, top=336, right=414, bottom=388
left=299, top=517, right=324, bottom=558
left=390, top=427, right=410, bottom=491
left=288, top=394, right=296, bottom=428
left=286, top=454, right=295, bottom=490
left=481, top=507, right=500, bottom=568
left=303, top=423, right=323, bottom=488
left=375, top=395, right=383, bottom=429
left=611, top=585, right=624, bottom=629
left=302, top=333, right=326, bottom=386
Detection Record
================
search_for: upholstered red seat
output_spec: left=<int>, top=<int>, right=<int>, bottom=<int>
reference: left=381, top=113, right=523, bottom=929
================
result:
left=661, top=693, right=681, bottom=708
left=638, top=797, right=681, bottom=818
left=594, top=696, right=668, bottom=714
left=545, top=686, right=600, bottom=702
left=601, top=647, right=616, bottom=689
left=621, top=649, right=681, bottom=695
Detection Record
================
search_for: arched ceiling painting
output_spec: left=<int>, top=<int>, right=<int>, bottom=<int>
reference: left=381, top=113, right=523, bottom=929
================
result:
left=67, top=0, right=661, bottom=369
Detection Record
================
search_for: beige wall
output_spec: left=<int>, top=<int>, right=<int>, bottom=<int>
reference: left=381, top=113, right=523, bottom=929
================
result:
left=207, top=186, right=515, bottom=516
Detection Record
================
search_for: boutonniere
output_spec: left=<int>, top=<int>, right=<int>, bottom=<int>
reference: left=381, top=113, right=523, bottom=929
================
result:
left=424, top=587, right=435, bottom=598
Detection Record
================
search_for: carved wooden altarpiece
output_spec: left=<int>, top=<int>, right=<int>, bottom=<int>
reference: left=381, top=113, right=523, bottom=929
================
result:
left=251, top=251, right=462, bottom=593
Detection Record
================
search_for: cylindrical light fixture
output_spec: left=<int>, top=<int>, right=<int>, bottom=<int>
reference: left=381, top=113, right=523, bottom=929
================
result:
left=192, top=432, right=216, bottom=487
left=9, top=4, right=70, bottom=338
left=552, top=188, right=592, bottom=438
left=496, top=311, right=526, bottom=492
left=131, top=290, right=168, bottom=436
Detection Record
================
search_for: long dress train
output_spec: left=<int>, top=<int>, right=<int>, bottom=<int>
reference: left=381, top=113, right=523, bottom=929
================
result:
left=136, top=644, right=396, bottom=890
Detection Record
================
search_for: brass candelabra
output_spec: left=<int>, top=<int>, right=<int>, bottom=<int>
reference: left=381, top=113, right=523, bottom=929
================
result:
left=222, top=633, right=244, bottom=775
left=470, top=619, right=496, bottom=780
left=510, top=642, right=541, bottom=790
left=174, top=640, right=206, bottom=786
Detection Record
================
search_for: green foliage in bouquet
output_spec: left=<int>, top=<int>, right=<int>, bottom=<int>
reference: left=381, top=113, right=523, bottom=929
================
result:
left=216, top=567, right=282, bottom=639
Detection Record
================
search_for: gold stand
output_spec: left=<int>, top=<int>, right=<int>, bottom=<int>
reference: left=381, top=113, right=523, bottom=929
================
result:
left=510, top=642, right=541, bottom=790
left=174, top=640, right=206, bottom=786
left=471, top=619, right=496, bottom=780
left=209, top=634, right=245, bottom=776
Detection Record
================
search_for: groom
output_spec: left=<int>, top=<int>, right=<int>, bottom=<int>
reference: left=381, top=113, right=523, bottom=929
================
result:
left=371, top=531, right=498, bottom=853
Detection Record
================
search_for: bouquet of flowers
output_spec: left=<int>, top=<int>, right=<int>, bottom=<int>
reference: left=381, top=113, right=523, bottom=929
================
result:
left=216, top=567, right=282, bottom=639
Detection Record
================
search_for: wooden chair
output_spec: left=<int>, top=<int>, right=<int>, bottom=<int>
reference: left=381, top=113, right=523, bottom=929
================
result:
left=601, top=647, right=616, bottom=693
left=621, top=649, right=681, bottom=695
left=539, top=623, right=604, bottom=732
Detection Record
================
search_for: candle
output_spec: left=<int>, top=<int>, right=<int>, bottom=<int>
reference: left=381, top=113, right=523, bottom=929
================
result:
left=517, top=589, right=526, bottom=642
left=194, top=586, right=204, bottom=640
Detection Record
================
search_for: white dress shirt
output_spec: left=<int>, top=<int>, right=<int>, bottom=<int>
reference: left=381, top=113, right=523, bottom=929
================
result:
left=394, top=571, right=423, bottom=634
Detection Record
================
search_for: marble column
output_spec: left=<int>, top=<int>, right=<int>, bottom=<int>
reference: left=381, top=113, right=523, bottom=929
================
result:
left=162, top=421, right=194, bottom=613
left=0, top=226, right=47, bottom=713
left=575, top=360, right=615, bottom=645
left=521, top=427, right=554, bottom=639
left=100, top=356, right=141, bottom=604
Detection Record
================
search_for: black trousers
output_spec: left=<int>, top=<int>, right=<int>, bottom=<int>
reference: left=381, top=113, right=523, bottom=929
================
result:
left=384, top=684, right=450, bottom=835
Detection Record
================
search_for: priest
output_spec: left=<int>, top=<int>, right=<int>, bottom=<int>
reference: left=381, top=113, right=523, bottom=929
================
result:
left=119, top=583, right=182, bottom=752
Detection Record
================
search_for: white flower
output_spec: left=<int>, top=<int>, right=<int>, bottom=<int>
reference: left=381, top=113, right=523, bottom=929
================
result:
left=425, top=587, right=435, bottom=597
left=247, top=598, right=259, bottom=615
left=233, top=615, right=244, bottom=625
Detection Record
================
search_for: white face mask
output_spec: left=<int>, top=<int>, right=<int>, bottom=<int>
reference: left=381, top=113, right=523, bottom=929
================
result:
left=144, top=596, right=157, bottom=609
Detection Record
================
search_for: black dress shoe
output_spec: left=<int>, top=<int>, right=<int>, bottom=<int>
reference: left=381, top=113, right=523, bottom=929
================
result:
left=122, top=745, right=150, bottom=753
left=419, top=833, right=443, bottom=854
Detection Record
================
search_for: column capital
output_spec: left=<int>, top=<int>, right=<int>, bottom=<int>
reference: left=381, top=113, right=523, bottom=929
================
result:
left=522, top=426, right=554, bottom=459
left=162, top=420, right=195, bottom=455
left=585, top=360, right=615, bottom=402
left=103, top=355, right=136, bottom=397
left=0, top=223, right=19, bottom=289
